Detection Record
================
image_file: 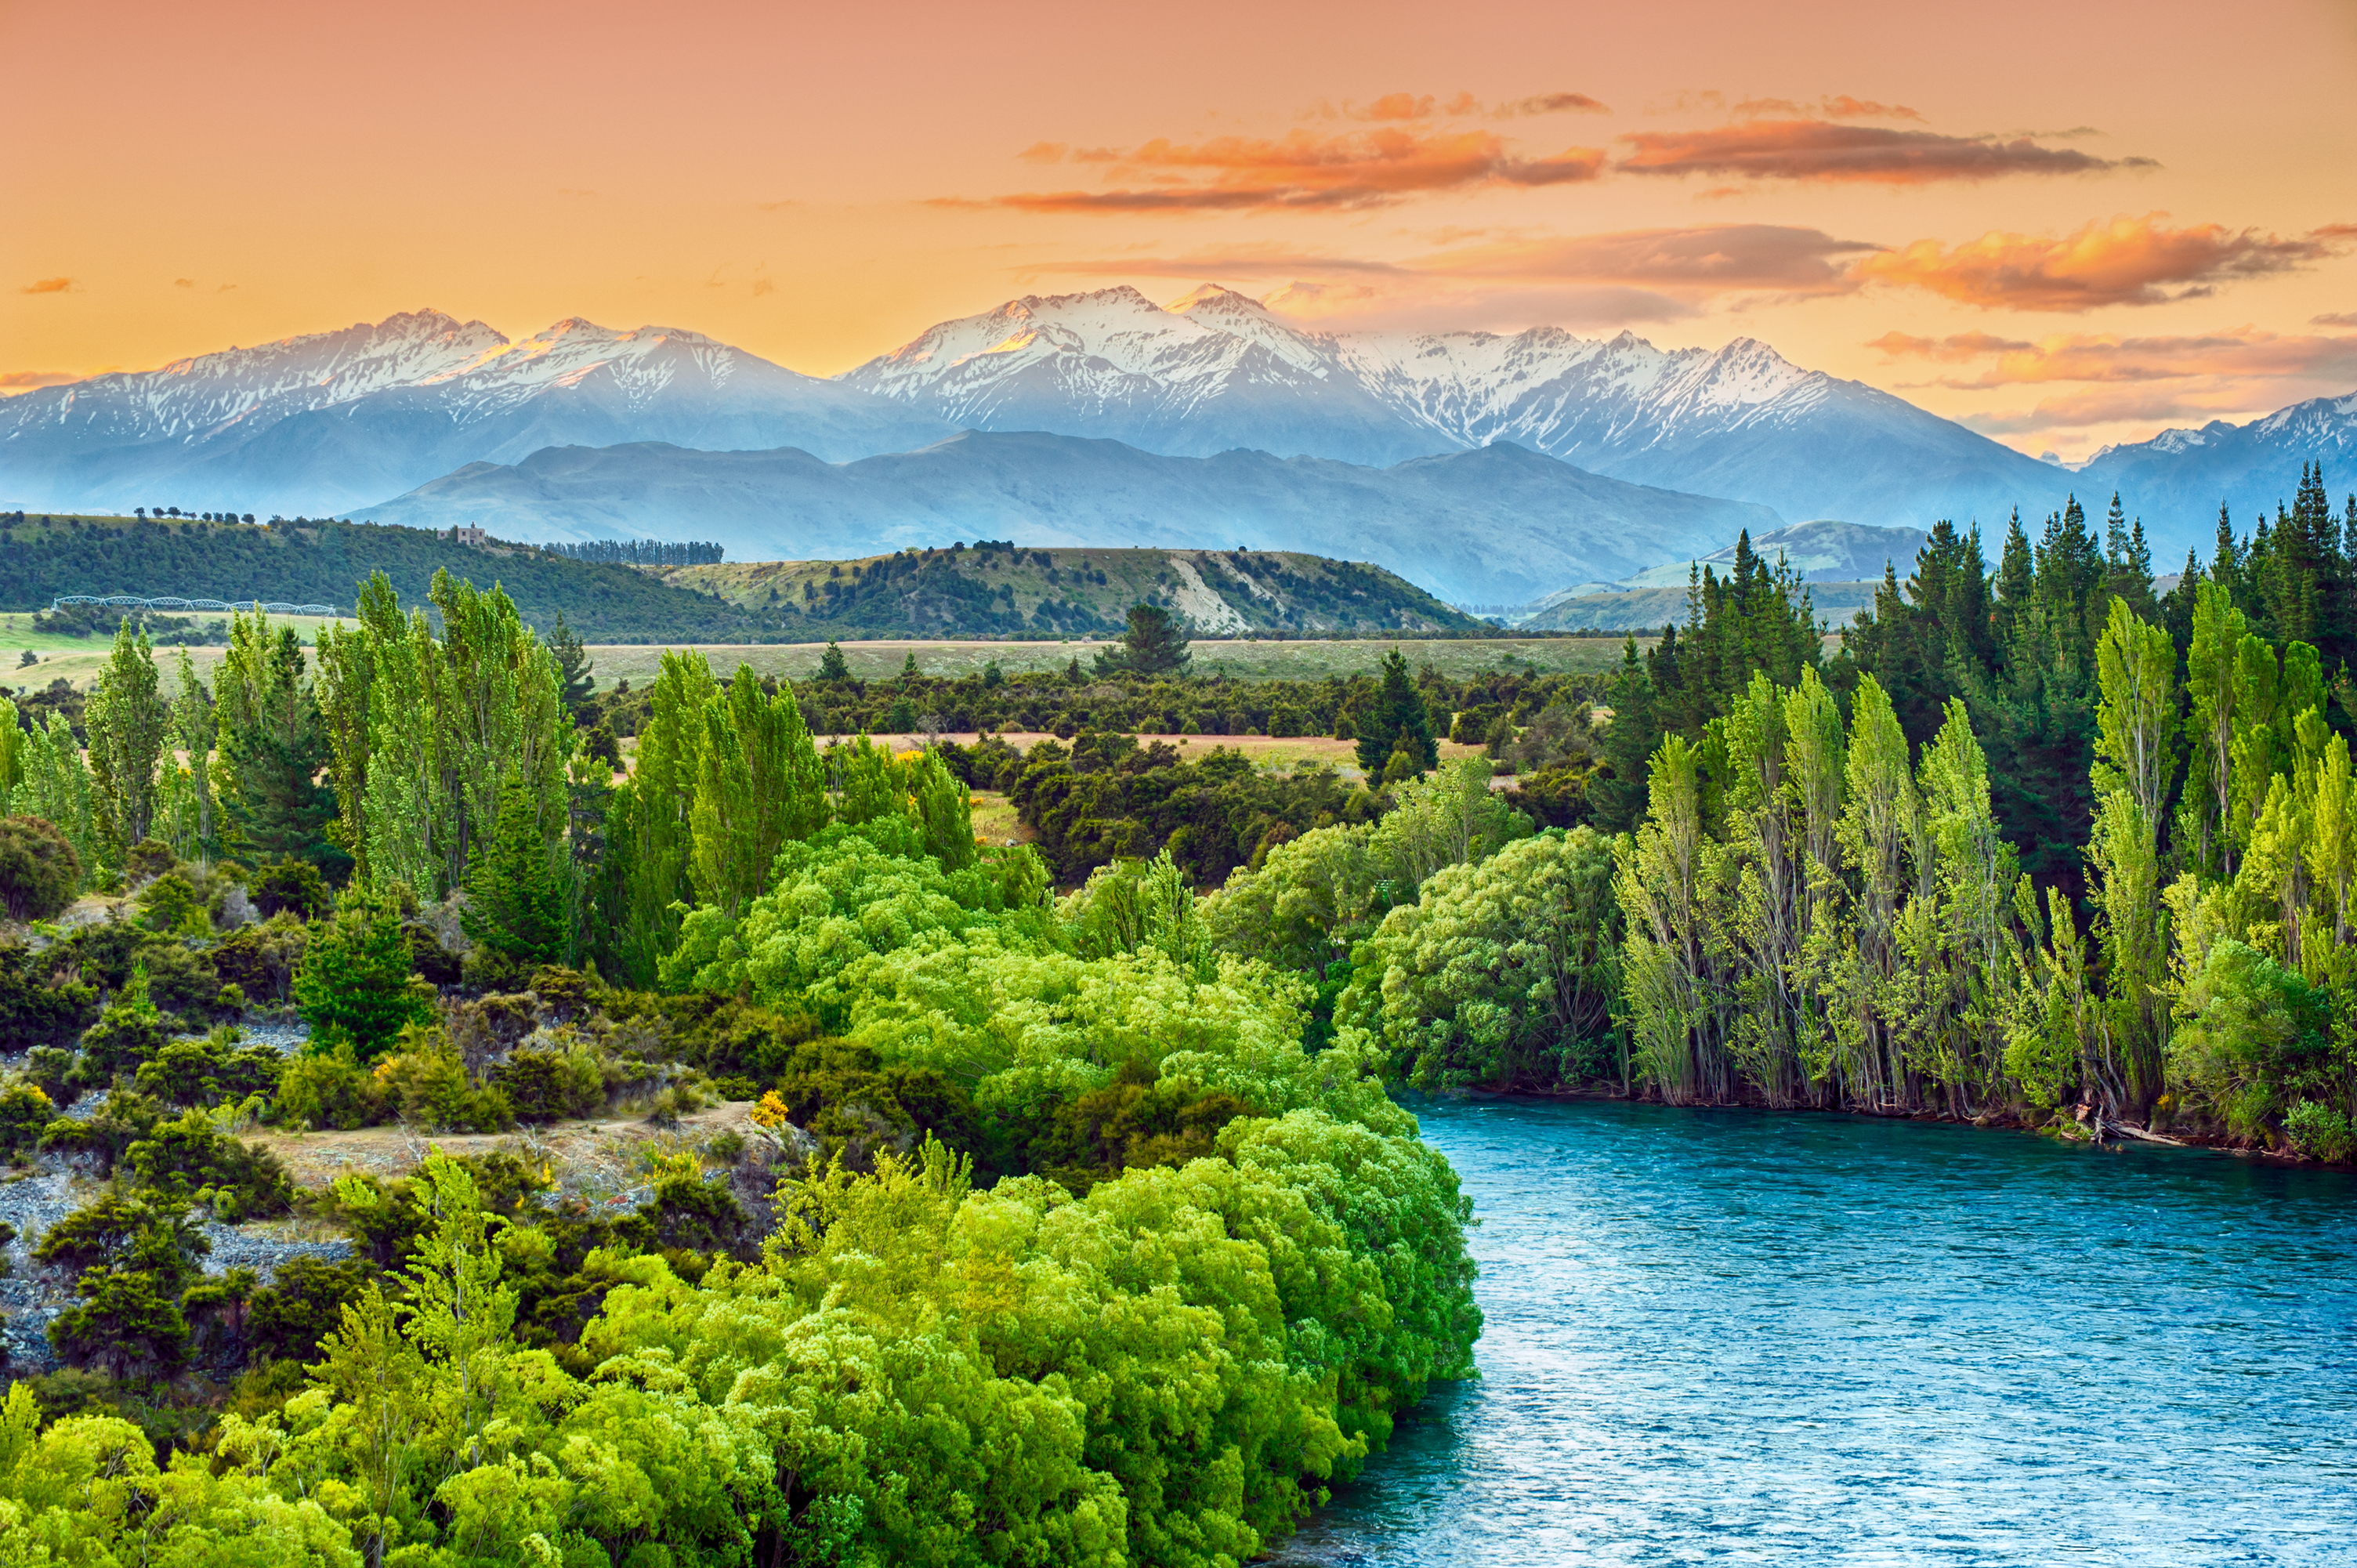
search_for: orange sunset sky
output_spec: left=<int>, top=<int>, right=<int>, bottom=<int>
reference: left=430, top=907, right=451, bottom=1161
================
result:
left=5, top=0, right=2355, bottom=461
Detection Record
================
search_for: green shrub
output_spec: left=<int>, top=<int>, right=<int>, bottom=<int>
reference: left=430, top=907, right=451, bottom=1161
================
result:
left=0, top=814, right=81, bottom=919
left=250, top=858, right=330, bottom=921
left=136, top=871, right=205, bottom=934
left=124, top=1109, right=295, bottom=1219
left=246, top=1255, right=371, bottom=1363
left=375, top=1032, right=513, bottom=1132
left=274, top=1041, right=389, bottom=1129
left=211, top=913, right=308, bottom=1002
left=0, top=1081, right=56, bottom=1157
left=2284, top=1099, right=2355, bottom=1162
left=492, top=1043, right=607, bottom=1122
left=38, top=1090, right=161, bottom=1170
left=132, top=1031, right=282, bottom=1108
left=77, top=961, right=179, bottom=1081
left=0, top=942, right=96, bottom=1047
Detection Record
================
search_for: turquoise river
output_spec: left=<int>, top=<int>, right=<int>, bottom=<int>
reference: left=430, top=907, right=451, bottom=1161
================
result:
left=1271, top=1098, right=2355, bottom=1566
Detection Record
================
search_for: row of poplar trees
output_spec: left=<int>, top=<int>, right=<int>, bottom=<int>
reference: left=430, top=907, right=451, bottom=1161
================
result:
left=1611, top=469, right=2357, bottom=1142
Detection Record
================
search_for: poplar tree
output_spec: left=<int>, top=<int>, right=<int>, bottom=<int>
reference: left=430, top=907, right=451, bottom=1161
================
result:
left=85, top=622, right=168, bottom=857
left=690, top=664, right=827, bottom=915
left=2087, top=597, right=2181, bottom=1110
left=167, top=650, right=219, bottom=866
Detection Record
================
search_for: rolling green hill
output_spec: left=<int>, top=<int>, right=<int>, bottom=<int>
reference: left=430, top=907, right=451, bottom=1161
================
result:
left=0, top=512, right=790, bottom=643
left=651, top=542, right=1488, bottom=638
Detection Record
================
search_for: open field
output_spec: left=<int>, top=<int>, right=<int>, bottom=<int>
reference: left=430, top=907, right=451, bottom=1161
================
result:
left=0, top=627, right=1642, bottom=693
left=0, top=612, right=349, bottom=691
left=581, top=636, right=1642, bottom=690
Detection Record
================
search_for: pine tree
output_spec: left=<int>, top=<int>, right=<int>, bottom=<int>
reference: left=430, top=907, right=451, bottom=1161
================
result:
left=548, top=610, right=596, bottom=722
left=1095, top=603, right=1192, bottom=677
left=294, top=885, right=435, bottom=1059
left=1355, top=649, right=1436, bottom=776
left=817, top=641, right=853, bottom=683
left=220, top=623, right=340, bottom=872
left=1591, top=638, right=1661, bottom=833
left=462, top=777, right=567, bottom=968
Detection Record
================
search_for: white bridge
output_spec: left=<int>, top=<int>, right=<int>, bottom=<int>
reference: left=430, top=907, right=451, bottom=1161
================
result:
left=49, top=593, right=343, bottom=617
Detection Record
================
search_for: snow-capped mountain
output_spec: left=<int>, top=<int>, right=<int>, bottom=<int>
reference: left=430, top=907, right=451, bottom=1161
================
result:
left=0, top=310, right=952, bottom=515
left=362, top=432, right=1782, bottom=607
left=2076, top=390, right=2357, bottom=563
left=841, top=286, right=1436, bottom=467
left=844, top=284, right=2071, bottom=528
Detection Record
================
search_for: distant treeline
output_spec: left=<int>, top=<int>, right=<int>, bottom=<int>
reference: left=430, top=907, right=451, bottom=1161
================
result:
left=0, top=514, right=781, bottom=643
left=548, top=538, right=724, bottom=567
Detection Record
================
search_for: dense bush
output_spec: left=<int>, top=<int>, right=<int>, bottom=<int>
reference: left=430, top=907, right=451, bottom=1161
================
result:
left=0, top=815, right=81, bottom=920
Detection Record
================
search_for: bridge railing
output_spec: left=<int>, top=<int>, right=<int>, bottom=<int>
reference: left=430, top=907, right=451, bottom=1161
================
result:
left=48, top=594, right=343, bottom=617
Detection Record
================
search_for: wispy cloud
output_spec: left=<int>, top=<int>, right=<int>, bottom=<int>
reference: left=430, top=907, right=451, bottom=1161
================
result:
left=1497, top=92, right=1611, bottom=118
left=0, top=369, right=81, bottom=393
left=955, top=128, right=1607, bottom=212
left=1619, top=120, right=2143, bottom=184
left=1868, top=325, right=2357, bottom=387
left=1852, top=213, right=2348, bottom=310
left=19, top=277, right=75, bottom=295
left=173, top=277, right=194, bottom=288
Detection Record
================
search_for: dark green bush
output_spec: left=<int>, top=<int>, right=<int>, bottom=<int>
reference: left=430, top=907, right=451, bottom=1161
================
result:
left=0, top=815, right=81, bottom=920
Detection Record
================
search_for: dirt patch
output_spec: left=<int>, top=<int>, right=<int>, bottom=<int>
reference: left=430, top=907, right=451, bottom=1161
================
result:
left=248, top=1099, right=767, bottom=1196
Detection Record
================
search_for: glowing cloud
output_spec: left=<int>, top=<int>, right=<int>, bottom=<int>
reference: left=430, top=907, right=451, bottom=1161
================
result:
left=965, top=128, right=1607, bottom=212
left=1620, top=121, right=2139, bottom=183
left=19, top=277, right=75, bottom=295
left=1852, top=214, right=2347, bottom=310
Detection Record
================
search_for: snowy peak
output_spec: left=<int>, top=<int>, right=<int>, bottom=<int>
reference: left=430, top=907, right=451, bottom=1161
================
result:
left=10, top=310, right=509, bottom=447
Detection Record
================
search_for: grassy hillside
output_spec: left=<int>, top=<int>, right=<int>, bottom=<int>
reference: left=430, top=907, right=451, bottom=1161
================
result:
left=648, top=541, right=1489, bottom=638
left=0, top=511, right=787, bottom=643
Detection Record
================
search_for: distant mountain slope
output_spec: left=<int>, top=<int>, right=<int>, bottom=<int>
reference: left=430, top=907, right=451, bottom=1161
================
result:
left=1613, top=520, right=1931, bottom=589
left=846, top=285, right=2070, bottom=527
left=2076, top=389, right=2357, bottom=563
left=361, top=432, right=1785, bottom=606
left=0, top=312, right=952, bottom=517
left=0, top=512, right=796, bottom=643
left=1517, top=579, right=1884, bottom=634
left=650, top=545, right=1487, bottom=639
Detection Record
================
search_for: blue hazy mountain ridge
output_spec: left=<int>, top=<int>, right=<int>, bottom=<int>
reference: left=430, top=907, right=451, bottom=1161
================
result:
left=2075, top=389, right=2357, bottom=563
left=0, top=312, right=957, bottom=517
left=360, top=432, right=1784, bottom=607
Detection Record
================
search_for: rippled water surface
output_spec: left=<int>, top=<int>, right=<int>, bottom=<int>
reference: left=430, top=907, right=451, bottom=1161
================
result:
left=1272, top=1099, right=2356, bottom=1566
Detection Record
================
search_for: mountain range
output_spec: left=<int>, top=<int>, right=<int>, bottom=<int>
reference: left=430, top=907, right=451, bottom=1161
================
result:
left=3, top=289, right=2350, bottom=603
left=364, top=433, right=1782, bottom=607
left=0, top=311, right=950, bottom=516
left=842, top=284, right=2069, bottom=530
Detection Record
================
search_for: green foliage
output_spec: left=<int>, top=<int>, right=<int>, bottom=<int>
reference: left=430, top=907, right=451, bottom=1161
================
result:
left=0, top=1081, right=56, bottom=1157
left=0, top=813, right=81, bottom=919
left=78, top=960, right=179, bottom=1081
left=125, top=1109, right=295, bottom=1219
left=251, top=856, right=331, bottom=919
left=0, top=940, right=96, bottom=1045
left=84, top=621, right=171, bottom=856
left=248, top=1256, right=375, bottom=1364
left=1343, top=827, right=1622, bottom=1090
left=275, top=1041, right=390, bottom=1130
left=295, top=886, right=435, bottom=1059
left=2168, top=942, right=2337, bottom=1139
